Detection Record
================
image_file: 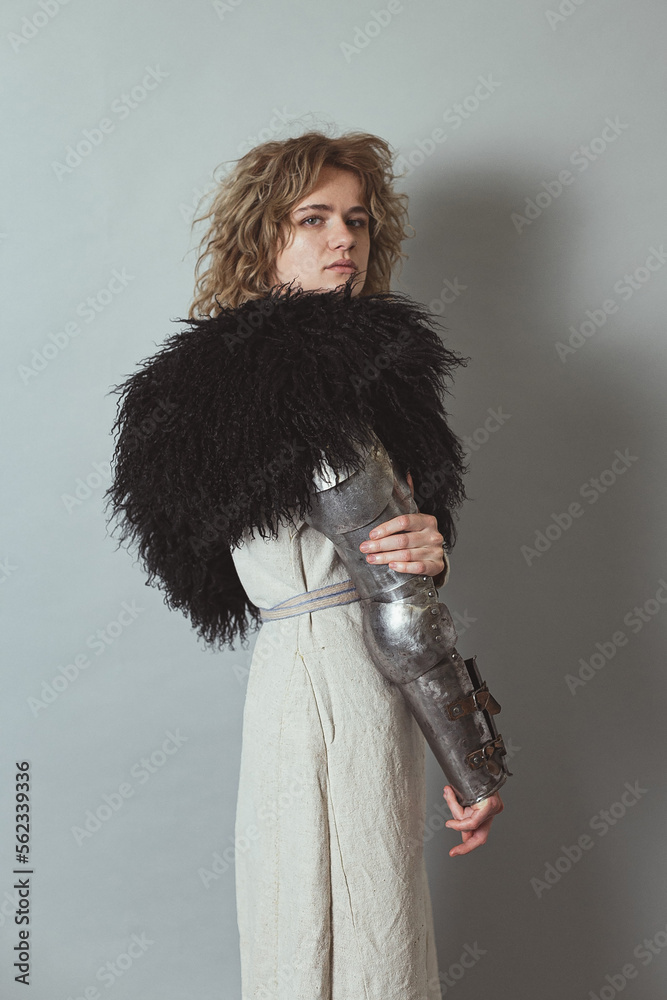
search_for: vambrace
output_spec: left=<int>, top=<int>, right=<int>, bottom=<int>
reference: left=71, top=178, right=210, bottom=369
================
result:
left=304, top=431, right=511, bottom=807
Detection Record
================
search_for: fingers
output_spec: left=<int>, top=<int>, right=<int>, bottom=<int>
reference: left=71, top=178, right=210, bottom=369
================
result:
left=443, top=785, right=465, bottom=820
left=449, top=817, right=494, bottom=857
left=389, top=557, right=438, bottom=574
left=445, top=793, right=505, bottom=830
left=446, top=805, right=495, bottom=831
left=446, top=794, right=504, bottom=831
left=359, top=545, right=442, bottom=575
left=443, top=788, right=504, bottom=856
left=365, top=512, right=438, bottom=540
left=362, top=544, right=424, bottom=563
left=359, top=515, right=444, bottom=575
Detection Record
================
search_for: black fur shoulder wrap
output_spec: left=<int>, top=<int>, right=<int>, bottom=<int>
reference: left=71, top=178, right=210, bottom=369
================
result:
left=105, top=280, right=470, bottom=651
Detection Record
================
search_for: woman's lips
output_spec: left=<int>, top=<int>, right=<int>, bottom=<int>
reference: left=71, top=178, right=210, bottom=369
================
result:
left=326, top=264, right=357, bottom=272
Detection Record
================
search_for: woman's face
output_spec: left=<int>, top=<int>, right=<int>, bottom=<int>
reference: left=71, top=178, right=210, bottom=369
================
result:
left=271, top=165, right=370, bottom=297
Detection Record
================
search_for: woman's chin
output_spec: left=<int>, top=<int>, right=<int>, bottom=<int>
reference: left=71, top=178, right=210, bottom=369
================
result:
left=273, top=271, right=364, bottom=297
left=321, top=271, right=364, bottom=295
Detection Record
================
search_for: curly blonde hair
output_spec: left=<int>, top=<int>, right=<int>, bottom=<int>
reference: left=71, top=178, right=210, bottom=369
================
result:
left=187, top=129, right=413, bottom=318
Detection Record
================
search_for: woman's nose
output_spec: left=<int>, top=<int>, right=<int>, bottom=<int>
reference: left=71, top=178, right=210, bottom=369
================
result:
left=328, top=220, right=355, bottom=247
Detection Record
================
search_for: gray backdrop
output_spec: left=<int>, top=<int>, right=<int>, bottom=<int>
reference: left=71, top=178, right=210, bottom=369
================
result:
left=2, top=0, right=666, bottom=997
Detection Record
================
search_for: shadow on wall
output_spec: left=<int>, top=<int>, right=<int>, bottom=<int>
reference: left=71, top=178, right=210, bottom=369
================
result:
left=407, top=166, right=663, bottom=1000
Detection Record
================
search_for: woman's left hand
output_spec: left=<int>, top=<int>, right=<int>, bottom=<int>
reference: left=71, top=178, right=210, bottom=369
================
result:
left=443, top=787, right=504, bottom=857
left=358, top=471, right=446, bottom=578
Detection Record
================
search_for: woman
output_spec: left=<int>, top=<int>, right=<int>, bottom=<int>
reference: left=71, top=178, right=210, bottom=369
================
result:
left=106, top=130, right=506, bottom=999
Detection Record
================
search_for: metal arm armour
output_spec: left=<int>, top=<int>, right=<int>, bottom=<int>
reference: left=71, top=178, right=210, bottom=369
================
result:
left=304, top=430, right=511, bottom=807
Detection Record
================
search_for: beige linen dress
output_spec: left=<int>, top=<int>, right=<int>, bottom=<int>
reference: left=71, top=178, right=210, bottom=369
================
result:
left=231, top=508, right=445, bottom=1000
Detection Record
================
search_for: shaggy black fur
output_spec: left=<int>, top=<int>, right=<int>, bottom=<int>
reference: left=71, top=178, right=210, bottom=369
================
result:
left=104, top=279, right=470, bottom=650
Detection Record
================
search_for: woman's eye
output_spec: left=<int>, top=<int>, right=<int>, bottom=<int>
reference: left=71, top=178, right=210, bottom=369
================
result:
left=301, top=216, right=368, bottom=227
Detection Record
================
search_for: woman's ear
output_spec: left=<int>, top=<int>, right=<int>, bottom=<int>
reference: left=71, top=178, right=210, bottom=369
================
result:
left=406, top=469, right=415, bottom=498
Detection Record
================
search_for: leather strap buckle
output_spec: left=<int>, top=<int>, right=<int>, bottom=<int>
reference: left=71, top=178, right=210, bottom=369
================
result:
left=447, top=681, right=501, bottom=721
left=465, top=734, right=507, bottom=771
